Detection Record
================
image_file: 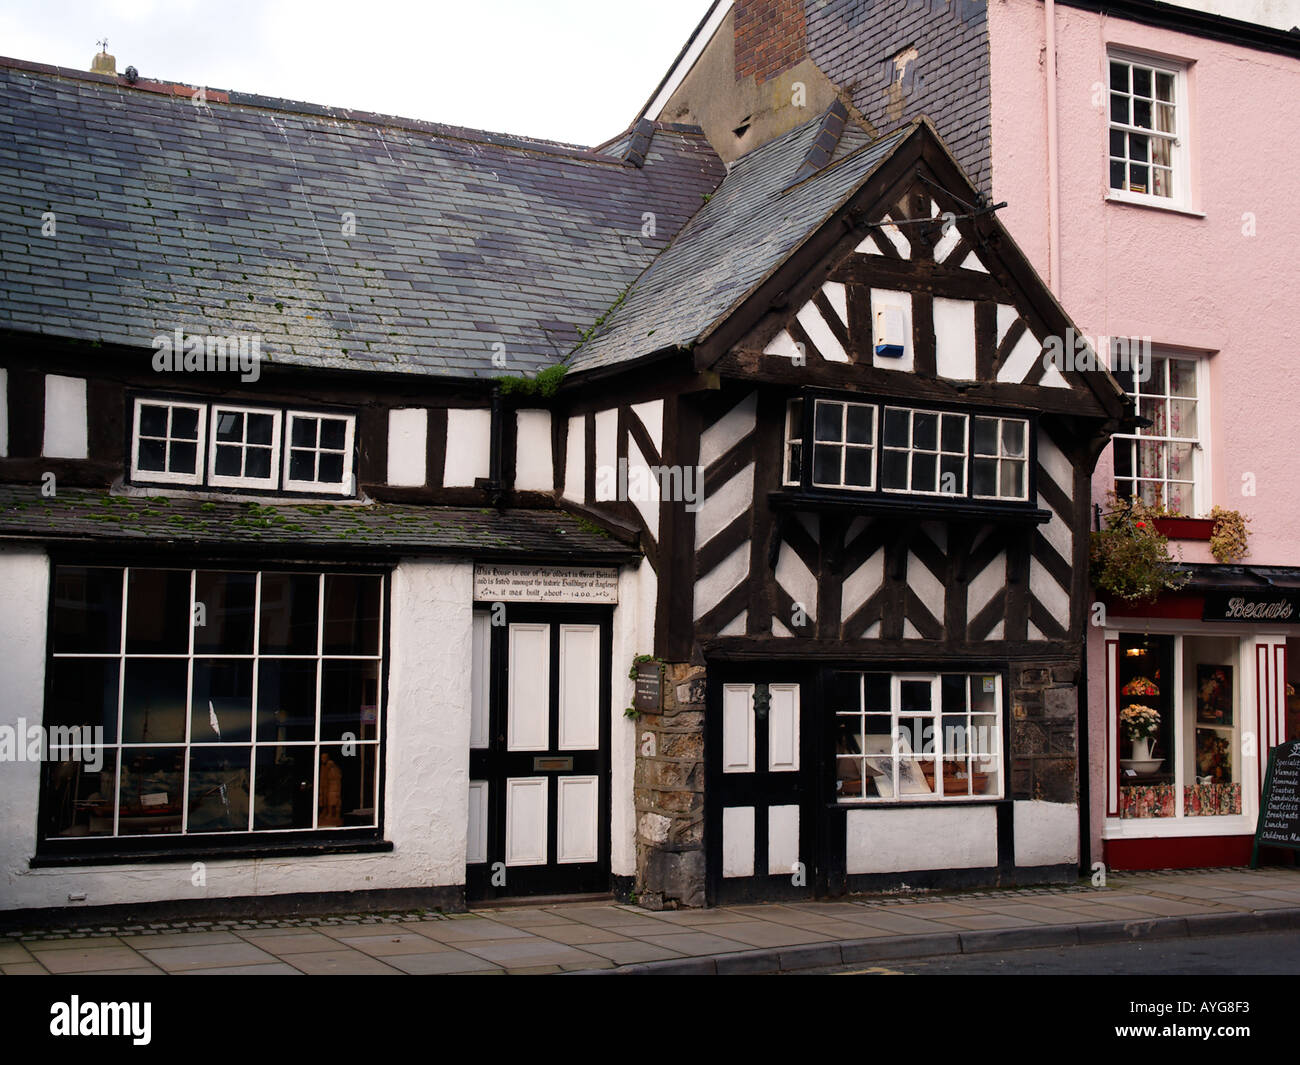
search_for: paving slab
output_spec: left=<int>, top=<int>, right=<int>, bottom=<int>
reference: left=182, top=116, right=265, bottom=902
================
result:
left=458, top=939, right=607, bottom=968
left=578, top=939, right=686, bottom=965
left=232, top=931, right=341, bottom=954
left=413, top=920, right=539, bottom=943
left=386, top=951, right=501, bottom=975
left=139, top=942, right=281, bottom=972
left=636, top=931, right=752, bottom=956
left=276, top=949, right=402, bottom=975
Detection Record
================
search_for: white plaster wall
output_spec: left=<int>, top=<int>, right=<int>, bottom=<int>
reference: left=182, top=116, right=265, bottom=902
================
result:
left=0, top=558, right=474, bottom=914
left=933, top=297, right=976, bottom=380
left=609, top=558, right=656, bottom=878
left=513, top=409, right=552, bottom=493
left=626, top=435, right=659, bottom=539
left=562, top=415, right=585, bottom=504
left=845, top=806, right=997, bottom=874
left=1013, top=800, right=1079, bottom=868
left=386, top=408, right=428, bottom=487
left=43, top=375, right=87, bottom=459
left=593, top=409, right=617, bottom=501
left=443, top=408, right=491, bottom=488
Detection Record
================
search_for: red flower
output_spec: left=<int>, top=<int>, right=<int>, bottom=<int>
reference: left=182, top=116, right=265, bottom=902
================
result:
left=1135, top=520, right=1146, bottom=528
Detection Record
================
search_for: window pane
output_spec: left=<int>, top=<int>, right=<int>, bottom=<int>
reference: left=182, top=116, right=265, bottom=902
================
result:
left=259, top=573, right=319, bottom=654
left=191, top=659, right=253, bottom=744
left=900, top=680, right=931, bottom=714
left=318, top=453, right=345, bottom=484
left=138, top=438, right=166, bottom=471
left=171, top=406, right=199, bottom=440
left=844, top=447, right=873, bottom=487
left=941, top=674, right=968, bottom=712
left=257, top=660, right=318, bottom=741
left=881, top=449, right=907, bottom=489
left=245, top=446, right=273, bottom=480
left=216, top=411, right=243, bottom=441
left=253, top=746, right=315, bottom=830
left=1133, top=98, right=1151, bottom=129
left=863, top=673, right=889, bottom=711
left=1128, top=162, right=1149, bottom=193
left=1002, top=420, right=1026, bottom=457
left=1110, top=62, right=1128, bottom=91
left=1129, top=133, right=1149, bottom=163
left=785, top=442, right=802, bottom=484
left=1109, top=128, right=1125, bottom=157
left=1156, top=71, right=1174, bottom=102
left=1110, top=93, right=1129, bottom=124
left=1133, top=66, right=1152, bottom=97
left=323, top=575, right=382, bottom=655
left=940, top=414, right=965, bottom=453
left=939, top=454, right=964, bottom=495
left=43, top=752, right=117, bottom=838
left=194, top=571, right=255, bottom=654
left=319, top=744, right=379, bottom=827
left=1110, top=159, right=1126, bottom=190
left=53, top=566, right=122, bottom=653
left=1000, top=459, right=1026, bottom=499
left=814, top=401, right=842, bottom=442
left=168, top=441, right=197, bottom=474
left=291, top=417, right=317, bottom=447
left=139, top=405, right=168, bottom=437
left=813, top=444, right=841, bottom=486
left=320, top=661, right=381, bottom=742
left=320, top=419, right=347, bottom=450
left=972, top=457, right=997, bottom=497
left=911, top=452, right=936, bottom=493
left=247, top=413, right=274, bottom=446
left=289, top=450, right=315, bottom=482
left=47, top=658, right=119, bottom=742
left=846, top=405, right=873, bottom=445
left=215, top=444, right=242, bottom=476
left=883, top=408, right=909, bottom=447
left=786, top=399, right=803, bottom=438
left=187, top=746, right=251, bottom=832
left=1169, top=359, right=1196, bottom=397
left=973, top=417, right=997, bottom=455
left=912, top=412, right=937, bottom=451
left=119, top=748, right=184, bottom=835
left=126, top=569, right=191, bottom=654
left=122, top=659, right=188, bottom=744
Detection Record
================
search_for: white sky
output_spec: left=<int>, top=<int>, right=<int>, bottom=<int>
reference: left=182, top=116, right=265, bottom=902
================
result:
left=0, top=0, right=715, bottom=145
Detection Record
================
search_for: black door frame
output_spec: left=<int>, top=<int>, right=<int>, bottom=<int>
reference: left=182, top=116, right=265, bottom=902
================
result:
left=467, top=602, right=613, bottom=900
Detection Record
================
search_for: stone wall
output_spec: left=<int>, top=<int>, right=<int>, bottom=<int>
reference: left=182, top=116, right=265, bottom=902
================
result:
left=633, top=662, right=706, bottom=909
left=1010, top=663, right=1079, bottom=804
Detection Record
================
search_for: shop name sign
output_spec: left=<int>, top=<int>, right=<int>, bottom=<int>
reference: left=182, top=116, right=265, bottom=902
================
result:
left=1202, top=592, right=1299, bottom=623
left=474, top=564, right=619, bottom=604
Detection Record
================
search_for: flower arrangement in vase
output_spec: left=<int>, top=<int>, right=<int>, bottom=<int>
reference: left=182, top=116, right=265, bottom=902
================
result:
left=1119, top=703, right=1163, bottom=776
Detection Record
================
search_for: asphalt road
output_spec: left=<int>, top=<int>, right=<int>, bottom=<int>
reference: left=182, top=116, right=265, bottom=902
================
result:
left=795, top=929, right=1300, bottom=975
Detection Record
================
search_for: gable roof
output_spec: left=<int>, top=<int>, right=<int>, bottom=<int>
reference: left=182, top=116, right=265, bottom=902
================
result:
left=0, top=57, right=724, bottom=379
left=570, top=109, right=907, bottom=374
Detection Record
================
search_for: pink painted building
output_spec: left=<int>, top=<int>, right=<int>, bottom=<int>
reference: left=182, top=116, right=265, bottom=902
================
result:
left=646, top=0, right=1300, bottom=873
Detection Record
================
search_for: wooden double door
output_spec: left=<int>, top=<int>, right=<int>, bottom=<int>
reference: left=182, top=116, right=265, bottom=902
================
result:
left=467, top=604, right=612, bottom=899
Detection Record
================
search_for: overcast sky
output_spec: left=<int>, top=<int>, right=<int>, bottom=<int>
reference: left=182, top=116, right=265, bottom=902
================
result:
left=0, top=0, right=715, bottom=145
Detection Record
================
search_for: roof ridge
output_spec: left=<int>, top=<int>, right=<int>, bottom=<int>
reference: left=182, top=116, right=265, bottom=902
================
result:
left=0, top=53, right=658, bottom=164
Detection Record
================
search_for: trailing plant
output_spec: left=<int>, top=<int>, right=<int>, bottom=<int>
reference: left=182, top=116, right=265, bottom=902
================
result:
left=1090, top=493, right=1190, bottom=602
left=1208, top=505, right=1251, bottom=563
left=628, top=653, right=664, bottom=681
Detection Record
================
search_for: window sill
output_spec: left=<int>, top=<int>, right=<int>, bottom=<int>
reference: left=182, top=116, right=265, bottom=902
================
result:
left=30, top=836, right=392, bottom=868
left=1152, top=516, right=1214, bottom=540
left=769, top=490, right=1051, bottom=525
left=1105, top=192, right=1206, bottom=219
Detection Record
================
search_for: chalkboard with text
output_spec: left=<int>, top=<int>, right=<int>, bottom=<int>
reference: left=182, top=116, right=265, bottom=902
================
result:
left=1252, top=739, right=1300, bottom=866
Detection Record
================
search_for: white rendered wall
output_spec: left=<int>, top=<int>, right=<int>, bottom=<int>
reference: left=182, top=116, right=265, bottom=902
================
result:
left=43, top=375, right=87, bottom=459
left=845, top=806, right=998, bottom=874
left=562, top=414, right=585, bottom=504
left=609, top=558, right=656, bottom=879
left=513, top=409, right=553, bottom=492
left=1013, top=801, right=1079, bottom=868
left=443, top=408, right=492, bottom=488
left=0, top=558, right=475, bottom=913
left=386, top=408, right=428, bottom=487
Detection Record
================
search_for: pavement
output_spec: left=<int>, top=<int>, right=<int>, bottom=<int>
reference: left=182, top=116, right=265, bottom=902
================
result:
left=2, top=866, right=1298, bottom=975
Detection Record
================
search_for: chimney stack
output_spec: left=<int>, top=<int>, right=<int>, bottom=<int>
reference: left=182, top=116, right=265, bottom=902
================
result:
left=90, top=39, right=116, bottom=76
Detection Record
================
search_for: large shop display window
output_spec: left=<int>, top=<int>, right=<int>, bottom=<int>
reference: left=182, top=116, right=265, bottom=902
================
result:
left=1116, top=632, right=1241, bottom=819
left=40, top=565, right=384, bottom=847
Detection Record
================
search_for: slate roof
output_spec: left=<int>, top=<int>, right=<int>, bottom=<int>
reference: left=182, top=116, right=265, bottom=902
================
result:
left=0, top=486, right=637, bottom=562
left=570, top=113, right=906, bottom=373
left=0, top=57, right=724, bottom=379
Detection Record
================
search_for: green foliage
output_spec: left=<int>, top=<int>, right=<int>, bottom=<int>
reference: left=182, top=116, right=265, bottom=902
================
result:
left=495, top=362, right=567, bottom=398
left=1090, top=494, right=1190, bottom=602
left=1208, top=506, right=1251, bottom=563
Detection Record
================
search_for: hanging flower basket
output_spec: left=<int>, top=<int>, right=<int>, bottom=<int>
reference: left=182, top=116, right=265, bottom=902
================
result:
left=1090, top=494, right=1190, bottom=603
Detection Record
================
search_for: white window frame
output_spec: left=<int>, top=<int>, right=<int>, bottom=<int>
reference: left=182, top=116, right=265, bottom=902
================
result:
left=1106, top=49, right=1191, bottom=212
left=880, top=406, right=968, bottom=497
left=810, top=398, right=877, bottom=492
left=130, top=399, right=207, bottom=486
left=282, top=410, right=356, bottom=496
left=971, top=415, right=1030, bottom=502
left=834, top=671, right=1004, bottom=805
left=1111, top=351, right=1206, bottom=516
left=207, top=405, right=283, bottom=490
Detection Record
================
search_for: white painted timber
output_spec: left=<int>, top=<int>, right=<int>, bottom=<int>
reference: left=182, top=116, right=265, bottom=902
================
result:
left=558, top=623, right=600, bottom=751
left=722, top=806, right=756, bottom=878
left=933, top=296, right=977, bottom=380
left=43, top=374, right=87, bottom=458
left=699, top=392, right=756, bottom=469
left=557, top=776, right=599, bottom=864
left=722, top=684, right=755, bottom=773
left=845, top=806, right=998, bottom=874
left=470, top=610, right=490, bottom=749
left=768, top=683, right=800, bottom=772
left=1013, top=801, right=1079, bottom=866
left=768, top=805, right=800, bottom=878
left=467, top=781, right=488, bottom=863
left=514, top=409, right=553, bottom=492
left=563, top=414, right=585, bottom=504
left=386, top=408, right=428, bottom=487
left=504, top=777, right=548, bottom=865
left=507, top=623, right=550, bottom=751
left=593, top=409, right=618, bottom=501
left=443, top=408, right=492, bottom=487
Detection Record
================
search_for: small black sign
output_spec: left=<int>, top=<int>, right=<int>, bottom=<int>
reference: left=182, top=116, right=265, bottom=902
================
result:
left=1202, top=591, right=1300, bottom=624
left=633, top=662, right=663, bottom=713
left=1252, top=739, right=1300, bottom=866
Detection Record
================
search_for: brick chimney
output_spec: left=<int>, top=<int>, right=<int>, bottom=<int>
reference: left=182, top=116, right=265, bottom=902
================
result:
left=90, top=43, right=116, bottom=76
left=734, top=0, right=807, bottom=85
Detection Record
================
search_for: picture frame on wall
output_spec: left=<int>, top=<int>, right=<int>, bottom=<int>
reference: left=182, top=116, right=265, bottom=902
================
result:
left=1196, top=665, right=1233, bottom=726
left=1196, top=728, right=1233, bottom=783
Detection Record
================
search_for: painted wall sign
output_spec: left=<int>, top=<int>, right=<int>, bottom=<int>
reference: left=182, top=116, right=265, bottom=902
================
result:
left=633, top=662, right=663, bottom=713
left=1202, top=592, right=1300, bottom=623
left=473, top=564, right=619, bottom=604
left=1252, top=740, right=1300, bottom=865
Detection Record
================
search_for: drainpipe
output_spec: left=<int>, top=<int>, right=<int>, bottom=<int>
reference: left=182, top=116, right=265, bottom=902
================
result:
left=1045, top=0, right=1061, bottom=296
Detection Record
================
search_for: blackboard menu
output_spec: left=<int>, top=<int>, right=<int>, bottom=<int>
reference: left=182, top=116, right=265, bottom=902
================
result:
left=1253, top=739, right=1300, bottom=865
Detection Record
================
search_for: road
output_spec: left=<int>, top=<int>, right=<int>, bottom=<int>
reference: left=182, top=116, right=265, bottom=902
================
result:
left=794, top=929, right=1300, bottom=975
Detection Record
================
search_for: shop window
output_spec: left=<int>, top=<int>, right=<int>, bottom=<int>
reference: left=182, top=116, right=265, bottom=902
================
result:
left=832, top=671, right=1003, bottom=802
left=1112, top=353, right=1202, bottom=515
left=1115, top=632, right=1242, bottom=819
left=40, top=565, right=383, bottom=847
